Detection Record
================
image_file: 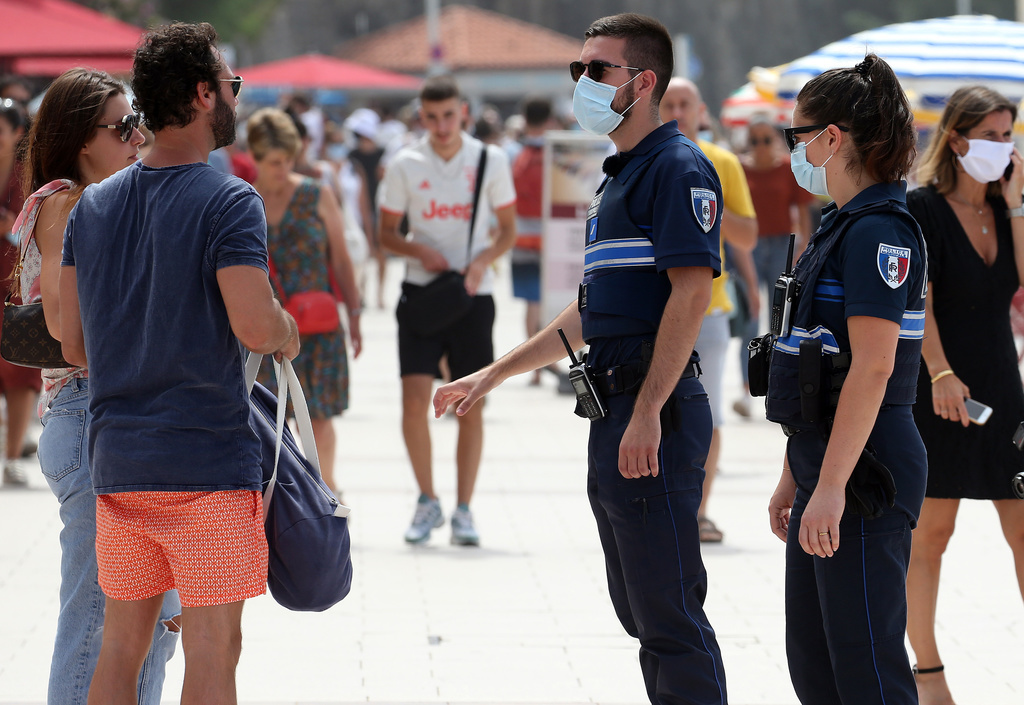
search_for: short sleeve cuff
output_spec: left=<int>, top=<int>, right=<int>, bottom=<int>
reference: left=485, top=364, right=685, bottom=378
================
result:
left=657, top=253, right=721, bottom=277
left=844, top=301, right=905, bottom=325
left=216, top=255, right=268, bottom=272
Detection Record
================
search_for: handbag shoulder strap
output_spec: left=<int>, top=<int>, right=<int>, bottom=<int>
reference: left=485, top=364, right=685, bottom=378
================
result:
left=466, top=144, right=489, bottom=261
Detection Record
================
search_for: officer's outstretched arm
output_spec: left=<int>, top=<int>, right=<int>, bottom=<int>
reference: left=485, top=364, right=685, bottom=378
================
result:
left=433, top=301, right=582, bottom=418
left=618, top=266, right=712, bottom=479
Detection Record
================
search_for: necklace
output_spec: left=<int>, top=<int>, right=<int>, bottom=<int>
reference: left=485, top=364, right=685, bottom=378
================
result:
left=948, top=194, right=990, bottom=235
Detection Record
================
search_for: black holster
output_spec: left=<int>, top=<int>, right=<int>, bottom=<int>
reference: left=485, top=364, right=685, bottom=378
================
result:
left=846, top=443, right=897, bottom=518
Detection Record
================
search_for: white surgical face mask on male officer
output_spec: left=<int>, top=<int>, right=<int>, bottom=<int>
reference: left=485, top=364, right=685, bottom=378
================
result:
left=958, top=138, right=1015, bottom=183
left=573, top=73, right=643, bottom=136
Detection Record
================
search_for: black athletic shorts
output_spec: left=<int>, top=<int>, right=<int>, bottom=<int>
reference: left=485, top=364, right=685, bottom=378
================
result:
left=397, top=293, right=495, bottom=379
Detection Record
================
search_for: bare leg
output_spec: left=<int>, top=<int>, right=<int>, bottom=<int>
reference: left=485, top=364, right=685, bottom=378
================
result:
left=993, top=498, right=1024, bottom=603
left=401, top=375, right=435, bottom=498
left=87, top=595, right=164, bottom=705
left=179, top=600, right=246, bottom=705
left=310, top=418, right=337, bottom=490
left=455, top=399, right=484, bottom=506
left=5, top=387, right=36, bottom=459
left=375, top=248, right=387, bottom=309
left=697, top=428, right=723, bottom=541
left=906, top=497, right=960, bottom=705
left=525, top=302, right=541, bottom=384
left=698, top=428, right=720, bottom=518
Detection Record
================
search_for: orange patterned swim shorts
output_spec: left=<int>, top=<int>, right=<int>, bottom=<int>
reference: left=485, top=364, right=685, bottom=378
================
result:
left=96, top=490, right=268, bottom=607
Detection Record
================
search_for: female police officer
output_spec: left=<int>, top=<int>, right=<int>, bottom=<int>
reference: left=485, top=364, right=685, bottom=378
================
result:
left=765, top=54, right=927, bottom=704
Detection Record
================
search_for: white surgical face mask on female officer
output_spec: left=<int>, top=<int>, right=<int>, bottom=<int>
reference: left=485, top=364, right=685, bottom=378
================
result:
left=958, top=138, right=1015, bottom=183
left=790, top=128, right=833, bottom=197
left=573, top=73, right=642, bottom=136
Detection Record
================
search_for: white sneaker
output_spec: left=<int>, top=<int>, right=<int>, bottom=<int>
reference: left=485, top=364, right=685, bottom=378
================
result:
left=450, top=507, right=480, bottom=546
left=404, top=495, right=444, bottom=544
left=3, top=459, right=29, bottom=487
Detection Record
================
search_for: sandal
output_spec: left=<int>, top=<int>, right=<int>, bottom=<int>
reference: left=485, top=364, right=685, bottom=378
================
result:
left=698, top=516, right=724, bottom=543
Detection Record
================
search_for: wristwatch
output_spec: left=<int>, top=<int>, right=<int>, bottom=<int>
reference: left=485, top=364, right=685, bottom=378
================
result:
left=1007, top=205, right=1024, bottom=219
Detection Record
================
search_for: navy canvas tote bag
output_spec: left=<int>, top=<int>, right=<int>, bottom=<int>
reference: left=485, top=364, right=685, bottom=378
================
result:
left=246, top=354, right=353, bottom=612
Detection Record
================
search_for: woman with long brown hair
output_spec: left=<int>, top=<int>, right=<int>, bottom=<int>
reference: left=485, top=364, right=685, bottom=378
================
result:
left=16, top=67, right=179, bottom=704
left=905, top=85, right=1024, bottom=705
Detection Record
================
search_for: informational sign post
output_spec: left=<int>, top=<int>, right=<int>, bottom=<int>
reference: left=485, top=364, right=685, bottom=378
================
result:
left=541, top=131, right=611, bottom=326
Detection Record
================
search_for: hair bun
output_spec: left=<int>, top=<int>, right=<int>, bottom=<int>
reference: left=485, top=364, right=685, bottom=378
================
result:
left=854, top=54, right=877, bottom=79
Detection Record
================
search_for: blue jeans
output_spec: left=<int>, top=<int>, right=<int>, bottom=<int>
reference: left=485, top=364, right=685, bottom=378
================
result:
left=39, top=378, right=180, bottom=704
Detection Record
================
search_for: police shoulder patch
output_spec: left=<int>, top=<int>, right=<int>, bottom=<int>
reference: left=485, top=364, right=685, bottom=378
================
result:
left=690, top=187, right=717, bottom=234
left=877, top=243, right=911, bottom=289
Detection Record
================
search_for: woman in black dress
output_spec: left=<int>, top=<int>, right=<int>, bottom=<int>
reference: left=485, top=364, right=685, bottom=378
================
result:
left=906, top=85, right=1024, bottom=705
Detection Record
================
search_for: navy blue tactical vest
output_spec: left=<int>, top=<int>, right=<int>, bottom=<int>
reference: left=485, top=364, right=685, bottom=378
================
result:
left=765, top=196, right=926, bottom=426
left=578, top=134, right=684, bottom=342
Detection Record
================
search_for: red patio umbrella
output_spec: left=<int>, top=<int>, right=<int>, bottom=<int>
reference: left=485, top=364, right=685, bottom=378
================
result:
left=0, top=0, right=143, bottom=75
left=239, top=54, right=421, bottom=92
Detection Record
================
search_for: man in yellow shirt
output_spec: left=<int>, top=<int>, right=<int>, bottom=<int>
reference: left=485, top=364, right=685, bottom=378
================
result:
left=660, top=77, right=757, bottom=542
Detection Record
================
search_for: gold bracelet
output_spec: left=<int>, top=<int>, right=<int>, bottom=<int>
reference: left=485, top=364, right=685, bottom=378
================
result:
left=930, top=369, right=954, bottom=384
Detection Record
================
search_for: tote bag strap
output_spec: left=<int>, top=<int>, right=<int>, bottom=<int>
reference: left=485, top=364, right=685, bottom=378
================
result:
left=245, top=354, right=348, bottom=519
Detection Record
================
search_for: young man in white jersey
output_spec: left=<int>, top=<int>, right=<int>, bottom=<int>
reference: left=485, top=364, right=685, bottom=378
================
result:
left=378, top=75, right=517, bottom=546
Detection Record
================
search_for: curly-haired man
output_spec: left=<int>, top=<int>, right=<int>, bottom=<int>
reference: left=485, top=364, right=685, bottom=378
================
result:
left=59, top=22, right=299, bottom=704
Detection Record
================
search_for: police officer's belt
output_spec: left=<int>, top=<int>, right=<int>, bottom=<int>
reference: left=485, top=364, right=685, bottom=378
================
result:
left=589, top=360, right=700, bottom=397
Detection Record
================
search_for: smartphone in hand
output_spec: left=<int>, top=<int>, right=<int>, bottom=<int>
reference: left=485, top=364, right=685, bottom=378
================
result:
left=964, top=398, right=993, bottom=425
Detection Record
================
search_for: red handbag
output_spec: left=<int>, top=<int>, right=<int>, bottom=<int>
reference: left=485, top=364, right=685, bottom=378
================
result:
left=268, top=258, right=341, bottom=335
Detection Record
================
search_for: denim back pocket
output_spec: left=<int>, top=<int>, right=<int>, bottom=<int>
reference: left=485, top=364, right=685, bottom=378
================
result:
left=38, top=406, right=86, bottom=481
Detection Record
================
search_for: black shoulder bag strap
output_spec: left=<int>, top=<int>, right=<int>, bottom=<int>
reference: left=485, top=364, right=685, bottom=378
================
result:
left=465, top=145, right=489, bottom=266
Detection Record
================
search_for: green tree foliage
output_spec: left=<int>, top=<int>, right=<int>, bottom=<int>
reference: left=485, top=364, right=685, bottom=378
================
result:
left=843, top=0, right=1016, bottom=33
left=77, top=0, right=282, bottom=40
left=159, top=0, right=283, bottom=40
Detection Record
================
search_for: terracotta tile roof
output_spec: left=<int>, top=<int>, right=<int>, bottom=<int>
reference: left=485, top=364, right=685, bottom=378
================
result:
left=336, top=4, right=582, bottom=73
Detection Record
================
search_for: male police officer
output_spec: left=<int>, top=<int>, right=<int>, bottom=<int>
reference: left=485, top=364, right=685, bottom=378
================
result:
left=434, top=13, right=727, bottom=705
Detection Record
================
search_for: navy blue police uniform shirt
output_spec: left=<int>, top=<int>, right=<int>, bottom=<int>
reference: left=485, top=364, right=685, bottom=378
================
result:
left=582, top=121, right=722, bottom=368
left=804, top=181, right=926, bottom=357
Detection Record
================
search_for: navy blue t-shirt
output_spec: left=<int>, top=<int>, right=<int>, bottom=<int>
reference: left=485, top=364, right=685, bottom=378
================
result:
left=63, top=161, right=269, bottom=493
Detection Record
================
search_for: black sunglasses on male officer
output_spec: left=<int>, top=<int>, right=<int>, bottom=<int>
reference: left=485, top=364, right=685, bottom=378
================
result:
left=783, top=123, right=849, bottom=152
left=569, top=60, right=643, bottom=83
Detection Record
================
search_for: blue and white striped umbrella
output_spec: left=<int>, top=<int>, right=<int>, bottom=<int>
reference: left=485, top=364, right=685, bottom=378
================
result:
left=777, top=15, right=1024, bottom=110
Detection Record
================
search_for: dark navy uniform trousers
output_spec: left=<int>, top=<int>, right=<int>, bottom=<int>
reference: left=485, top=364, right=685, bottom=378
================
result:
left=785, top=409, right=921, bottom=705
left=587, top=376, right=727, bottom=705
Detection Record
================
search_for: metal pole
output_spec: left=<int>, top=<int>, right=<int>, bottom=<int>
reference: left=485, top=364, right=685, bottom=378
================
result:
left=1018, top=0, right=1024, bottom=22
left=426, top=0, right=444, bottom=75
left=956, top=0, right=972, bottom=14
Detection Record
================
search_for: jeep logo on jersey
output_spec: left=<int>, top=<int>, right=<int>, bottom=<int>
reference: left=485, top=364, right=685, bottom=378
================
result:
left=877, top=243, right=910, bottom=289
left=422, top=200, right=473, bottom=220
left=690, top=188, right=717, bottom=233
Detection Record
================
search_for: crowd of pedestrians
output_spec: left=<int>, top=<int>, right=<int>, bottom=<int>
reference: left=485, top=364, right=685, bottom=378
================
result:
left=1, top=10, right=1023, bottom=705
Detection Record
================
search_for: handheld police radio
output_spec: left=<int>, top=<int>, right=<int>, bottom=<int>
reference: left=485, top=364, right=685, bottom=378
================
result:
left=770, top=233, right=800, bottom=337
left=558, top=328, right=606, bottom=420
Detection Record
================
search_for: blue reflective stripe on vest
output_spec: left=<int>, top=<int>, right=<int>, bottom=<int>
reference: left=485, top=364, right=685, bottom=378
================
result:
left=900, top=310, right=925, bottom=339
left=775, top=325, right=841, bottom=355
